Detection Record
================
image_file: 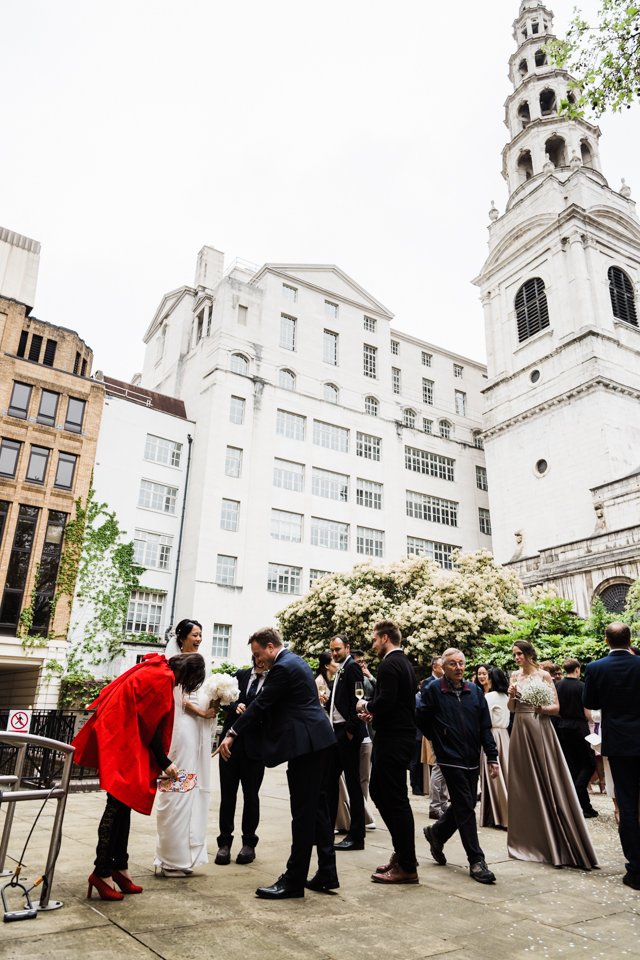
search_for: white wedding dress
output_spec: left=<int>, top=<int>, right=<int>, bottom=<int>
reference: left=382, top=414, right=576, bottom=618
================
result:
left=154, top=683, right=213, bottom=872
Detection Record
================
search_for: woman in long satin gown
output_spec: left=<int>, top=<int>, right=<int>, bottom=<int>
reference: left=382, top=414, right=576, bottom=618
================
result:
left=507, top=640, right=598, bottom=870
left=480, top=667, right=510, bottom=829
left=155, top=619, right=218, bottom=877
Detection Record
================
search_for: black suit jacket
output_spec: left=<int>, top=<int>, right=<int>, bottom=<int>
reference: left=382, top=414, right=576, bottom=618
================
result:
left=220, top=668, right=263, bottom=761
left=331, top=656, right=366, bottom=742
left=367, top=648, right=416, bottom=742
left=583, top=649, right=640, bottom=756
left=231, top=648, right=336, bottom=767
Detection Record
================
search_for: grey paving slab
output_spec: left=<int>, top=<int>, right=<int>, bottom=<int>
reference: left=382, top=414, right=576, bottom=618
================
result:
left=568, top=912, right=640, bottom=955
left=0, top=926, right=160, bottom=960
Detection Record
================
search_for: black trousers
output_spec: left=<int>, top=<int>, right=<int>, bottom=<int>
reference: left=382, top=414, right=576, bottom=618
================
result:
left=370, top=737, right=416, bottom=872
left=608, top=755, right=640, bottom=877
left=217, top=739, right=265, bottom=847
left=433, top=766, right=484, bottom=865
left=284, top=746, right=336, bottom=887
left=329, top=727, right=365, bottom=841
left=557, top=728, right=596, bottom=812
left=409, top=738, right=424, bottom=793
left=94, top=793, right=131, bottom=876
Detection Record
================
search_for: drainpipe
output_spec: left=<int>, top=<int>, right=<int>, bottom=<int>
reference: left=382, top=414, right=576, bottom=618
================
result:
left=167, top=433, right=193, bottom=635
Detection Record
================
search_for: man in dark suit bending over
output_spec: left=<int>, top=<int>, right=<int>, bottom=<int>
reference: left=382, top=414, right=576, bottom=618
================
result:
left=357, top=620, right=418, bottom=884
left=583, top=622, right=640, bottom=890
left=218, top=628, right=337, bottom=899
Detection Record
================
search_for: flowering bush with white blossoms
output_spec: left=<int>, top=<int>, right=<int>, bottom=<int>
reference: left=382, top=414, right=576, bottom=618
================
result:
left=278, top=550, right=522, bottom=672
left=202, top=672, right=239, bottom=705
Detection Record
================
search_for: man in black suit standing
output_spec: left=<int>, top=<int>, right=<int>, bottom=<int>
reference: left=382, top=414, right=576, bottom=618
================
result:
left=556, top=658, right=597, bottom=819
left=357, top=620, right=418, bottom=884
left=215, top=659, right=267, bottom=866
left=218, top=628, right=337, bottom=899
left=328, top=634, right=366, bottom=852
left=583, top=622, right=640, bottom=890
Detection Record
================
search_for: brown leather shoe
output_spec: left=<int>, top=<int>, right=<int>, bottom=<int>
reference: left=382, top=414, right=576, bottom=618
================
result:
left=371, top=864, right=419, bottom=884
left=375, top=851, right=398, bottom=874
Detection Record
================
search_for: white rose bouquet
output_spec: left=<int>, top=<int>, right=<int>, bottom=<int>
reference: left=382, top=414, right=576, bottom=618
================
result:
left=202, top=673, right=240, bottom=705
left=519, top=678, right=555, bottom=716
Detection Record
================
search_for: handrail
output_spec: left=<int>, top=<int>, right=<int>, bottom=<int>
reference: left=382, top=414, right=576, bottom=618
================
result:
left=0, top=731, right=75, bottom=911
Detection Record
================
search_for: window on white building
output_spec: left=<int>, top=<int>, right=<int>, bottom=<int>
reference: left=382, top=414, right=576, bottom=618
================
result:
left=283, top=283, right=298, bottom=303
left=220, top=499, right=240, bottom=531
left=356, top=478, right=383, bottom=510
left=313, top=420, right=349, bottom=452
left=515, top=277, right=550, bottom=343
left=453, top=364, right=464, bottom=379
left=406, top=537, right=457, bottom=570
left=422, top=379, right=434, bottom=404
left=230, top=353, right=249, bottom=375
left=364, top=316, right=376, bottom=332
left=224, top=446, right=243, bottom=478
left=144, top=434, right=182, bottom=468
left=473, top=431, right=484, bottom=449
left=364, top=396, right=379, bottom=417
left=267, top=563, right=302, bottom=594
left=280, top=314, right=297, bottom=351
left=325, top=300, right=339, bottom=320
left=230, top=396, right=245, bottom=424
left=479, top=507, right=492, bottom=535
left=392, top=367, right=401, bottom=394
left=279, top=368, right=296, bottom=391
left=363, top=344, right=377, bottom=379
left=454, top=391, right=467, bottom=416
left=391, top=340, right=399, bottom=356
left=273, top=458, right=305, bottom=492
left=138, top=479, right=178, bottom=514
left=312, top=467, right=348, bottom=502
left=276, top=409, right=306, bottom=441
left=422, top=418, right=433, bottom=434
left=439, top=420, right=452, bottom=439
left=311, top=517, right=349, bottom=551
left=405, top=446, right=455, bottom=481
left=476, top=465, right=488, bottom=491
left=271, top=509, right=303, bottom=542
left=357, top=525, right=384, bottom=557
left=237, top=305, right=248, bottom=326
left=126, top=590, right=165, bottom=635
left=403, top=408, right=416, bottom=428
left=356, top=431, right=381, bottom=461
left=324, top=383, right=339, bottom=404
left=216, top=554, right=237, bottom=585
left=212, top=623, right=231, bottom=658
left=421, top=351, right=432, bottom=367
left=133, top=530, right=173, bottom=569
left=406, top=491, right=458, bottom=526
left=310, top=568, right=332, bottom=587
left=323, top=330, right=339, bottom=365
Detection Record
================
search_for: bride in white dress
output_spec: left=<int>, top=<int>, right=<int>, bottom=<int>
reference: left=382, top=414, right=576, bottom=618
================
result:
left=155, top=619, right=218, bottom=877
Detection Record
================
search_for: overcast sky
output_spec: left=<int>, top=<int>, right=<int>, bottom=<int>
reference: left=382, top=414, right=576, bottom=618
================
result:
left=1, top=0, right=638, bottom=379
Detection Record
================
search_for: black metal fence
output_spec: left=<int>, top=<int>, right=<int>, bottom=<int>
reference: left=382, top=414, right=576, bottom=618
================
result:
left=0, top=710, right=97, bottom=787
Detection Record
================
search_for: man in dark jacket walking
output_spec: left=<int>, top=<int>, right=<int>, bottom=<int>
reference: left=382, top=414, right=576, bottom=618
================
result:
left=417, top=647, right=499, bottom=884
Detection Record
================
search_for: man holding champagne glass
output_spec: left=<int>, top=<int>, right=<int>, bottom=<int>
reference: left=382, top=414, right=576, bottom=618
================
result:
left=328, top=635, right=367, bottom=852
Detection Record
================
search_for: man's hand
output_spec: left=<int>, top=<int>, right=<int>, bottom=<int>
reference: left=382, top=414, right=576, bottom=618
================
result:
left=236, top=702, right=247, bottom=714
left=163, top=762, right=179, bottom=781
left=488, top=762, right=499, bottom=780
left=218, top=735, right=235, bottom=761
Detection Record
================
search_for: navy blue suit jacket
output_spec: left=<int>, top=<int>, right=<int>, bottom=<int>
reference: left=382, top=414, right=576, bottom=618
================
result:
left=583, top=649, right=640, bottom=757
left=230, top=648, right=336, bottom=767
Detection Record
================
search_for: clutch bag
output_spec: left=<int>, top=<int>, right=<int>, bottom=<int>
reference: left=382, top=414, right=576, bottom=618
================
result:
left=158, top=770, right=198, bottom=793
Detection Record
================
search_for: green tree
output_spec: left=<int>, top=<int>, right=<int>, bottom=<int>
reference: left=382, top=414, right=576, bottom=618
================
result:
left=547, top=1, right=640, bottom=116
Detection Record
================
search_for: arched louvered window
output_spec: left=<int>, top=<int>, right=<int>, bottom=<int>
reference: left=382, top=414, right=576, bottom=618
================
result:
left=598, top=581, right=631, bottom=613
left=608, top=266, right=638, bottom=326
left=515, top=277, right=550, bottom=342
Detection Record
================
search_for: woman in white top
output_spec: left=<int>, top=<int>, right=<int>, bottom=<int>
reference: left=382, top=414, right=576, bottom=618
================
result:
left=480, top=667, right=510, bottom=829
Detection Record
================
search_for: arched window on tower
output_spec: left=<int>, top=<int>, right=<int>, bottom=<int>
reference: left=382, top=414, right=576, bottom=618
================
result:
left=517, top=150, right=534, bottom=183
left=539, top=88, right=557, bottom=116
left=518, top=58, right=528, bottom=77
left=515, top=278, right=550, bottom=342
left=534, top=48, right=547, bottom=67
left=545, top=135, right=567, bottom=167
left=517, top=101, right=531, bottom=129
left=608, top=266, right=638, bottom=326
left=580, top=139, right=593, bottom=167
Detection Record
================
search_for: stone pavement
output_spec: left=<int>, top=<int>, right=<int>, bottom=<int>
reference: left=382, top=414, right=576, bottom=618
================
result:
left=0, top=763, right=638, bottom=960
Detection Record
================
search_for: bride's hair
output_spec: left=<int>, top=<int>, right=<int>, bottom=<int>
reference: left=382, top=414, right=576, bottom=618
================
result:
left=513, top=639, right=538, bottom=663
left=174, top=618, right=203, bottom=649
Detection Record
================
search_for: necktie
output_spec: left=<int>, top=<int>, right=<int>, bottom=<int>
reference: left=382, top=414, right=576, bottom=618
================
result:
left=246, top=674, right=260, bottom=703
left=329, top=666, right=342, bottom=727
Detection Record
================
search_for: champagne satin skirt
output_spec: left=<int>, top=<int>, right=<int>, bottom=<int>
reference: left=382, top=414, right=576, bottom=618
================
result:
left=480, top=727, right=509, bottom=829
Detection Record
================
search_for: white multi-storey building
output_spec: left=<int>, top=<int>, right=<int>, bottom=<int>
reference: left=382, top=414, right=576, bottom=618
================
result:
left=140, top=252, right=491, bottom=663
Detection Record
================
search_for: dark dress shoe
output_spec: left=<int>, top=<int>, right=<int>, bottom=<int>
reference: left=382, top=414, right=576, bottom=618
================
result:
left=236, top=845, right=256, bottom=864
left=371, top=864, right=418, bottom=884
left=256, top=875, right=304, bottom=899
left=469, top=859, right=496, bottom=884
left=215, top=845, right=231, bottom=865
left=623, top=872, right=640, bottom=890
left=583, top=807, right=599, bottom=818
left=375, top=852, right=398, bottom=874
left=424, top=826, right=446, bottom=865
left=334, top=836, right=365, bottom=851
left=305, top=872, right=340, bottom=892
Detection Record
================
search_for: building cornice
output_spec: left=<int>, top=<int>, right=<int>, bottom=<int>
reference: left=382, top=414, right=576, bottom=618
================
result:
left=251, top=263, right=394, bottom=320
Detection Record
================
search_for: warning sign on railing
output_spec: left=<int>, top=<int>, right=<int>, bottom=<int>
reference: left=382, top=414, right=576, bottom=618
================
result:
left=7, top=710, right=33, bottom=734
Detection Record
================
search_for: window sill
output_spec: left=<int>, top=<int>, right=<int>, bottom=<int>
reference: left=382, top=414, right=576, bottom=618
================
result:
left=215, top=583, right=243, bottom=591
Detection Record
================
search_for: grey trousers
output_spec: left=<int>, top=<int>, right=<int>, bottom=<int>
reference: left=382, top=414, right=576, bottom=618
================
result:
left=429, top=762, right=450, bottom=817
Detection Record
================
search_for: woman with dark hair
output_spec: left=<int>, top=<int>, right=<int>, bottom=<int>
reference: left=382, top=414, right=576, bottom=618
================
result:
left=315, top=650, right=338, bottom=708
left=72, top=652, right=206, bottom=900
left=475, top=664, right=491, bottom=694
left=480, top=667, right=510, bottom=829
left=507, top=640, right=598, bottom=869
left=155, top=619, right=218, bottom=877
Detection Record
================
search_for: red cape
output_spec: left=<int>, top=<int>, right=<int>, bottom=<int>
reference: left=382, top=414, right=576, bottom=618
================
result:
left=72, top=653, right=175, bottom=815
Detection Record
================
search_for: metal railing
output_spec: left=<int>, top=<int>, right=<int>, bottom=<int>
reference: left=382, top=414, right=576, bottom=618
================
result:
left=0, top=711, right=97, bottom=784
left=0, top=731, right=75, bottom=911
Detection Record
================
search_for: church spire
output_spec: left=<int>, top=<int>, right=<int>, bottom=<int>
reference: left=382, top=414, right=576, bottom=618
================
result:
left=501, top=1, right=603, bottom=203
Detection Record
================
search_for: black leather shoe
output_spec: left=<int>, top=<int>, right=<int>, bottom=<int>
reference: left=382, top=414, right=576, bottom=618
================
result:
left=256, top=875, right=304, bottom=899
left=215, top=845, right=231, bottom=865
left=469, top=859, right=496, bottom=884
left=305, top=872, right=340, bottom=892
left=334, top=836, right=365, bottom=851
left=236, top=845, right=256, bottom=864
left=423, top=826, right=446, bottom=865
left=623, top=872, right=640, bottom=890
left=583, top=808, right=599, bottom=818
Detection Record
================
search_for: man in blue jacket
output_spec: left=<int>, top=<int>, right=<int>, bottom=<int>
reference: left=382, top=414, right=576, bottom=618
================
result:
left=417, top=647, right=499, bottom=884
left=583, top=622, right=640, bottom=890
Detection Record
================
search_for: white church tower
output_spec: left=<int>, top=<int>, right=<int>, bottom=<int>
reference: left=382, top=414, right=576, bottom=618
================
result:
left=475, top=0, right=640, bottom=614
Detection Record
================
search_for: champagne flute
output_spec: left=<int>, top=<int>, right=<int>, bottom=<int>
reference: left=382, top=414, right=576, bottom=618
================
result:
left=355, top=683, right=364, bottom=700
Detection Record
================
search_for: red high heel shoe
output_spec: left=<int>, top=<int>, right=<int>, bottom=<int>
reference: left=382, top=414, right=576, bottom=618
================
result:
left=87, top=873, right=124, bottom=901
left=111, top=869, right=143, bottom=894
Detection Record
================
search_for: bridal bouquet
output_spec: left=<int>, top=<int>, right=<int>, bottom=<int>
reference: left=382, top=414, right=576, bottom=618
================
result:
left=519, top=678, right=555, bottom=713
left=202, top=673, right=239, bottom=705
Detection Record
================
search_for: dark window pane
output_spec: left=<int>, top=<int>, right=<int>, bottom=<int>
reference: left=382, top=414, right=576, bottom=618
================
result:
left=0, top=592, right=22, bottom=628
left=73, top=352, right=80, bottom=375
left=608, top=267, right=638, bottom=326
left=64, top=397, right=86, bottom=433
left=5, top=550, right=32, bottom=589
left=28, top=334, right=43, bottom=362
left=8, top=382, right=32, bottom=418
left=17, top=331, right=28, bottom=357
left=54, top=452, right=77, bottom=489
left=0, top=501, right=8, bottom=548
left=81, top=358, right=87, bottom=376
left=0, top=439, right=20, bottom=477
left=37, top=390, right=59, bottom=426
left=43, top=339, right=57, bottom=366
left=0, top=505, right=40, bottom=629
left=26, top=446, right=50, bottom=484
